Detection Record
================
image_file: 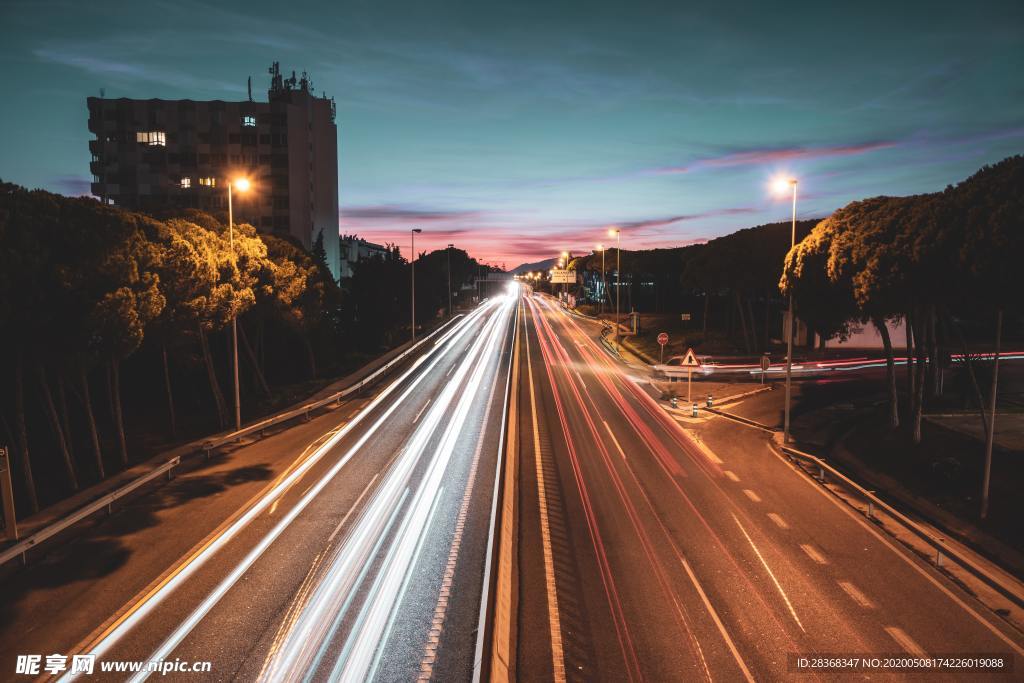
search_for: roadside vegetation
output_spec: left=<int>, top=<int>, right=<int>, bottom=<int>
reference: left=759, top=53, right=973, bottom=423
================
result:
left=0, top=183, right=486, bottom=515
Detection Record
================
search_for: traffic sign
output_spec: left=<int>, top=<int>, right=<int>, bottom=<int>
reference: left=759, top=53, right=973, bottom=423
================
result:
left=679, top=348, right=701, bottom=368
left=550, top=269, right=575, bottom=284
left=657, top=332, right=668, bottom=345
left=681, top=313, right=691, bottom=321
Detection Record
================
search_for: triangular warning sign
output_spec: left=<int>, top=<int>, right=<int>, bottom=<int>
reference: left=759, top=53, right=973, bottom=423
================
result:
left=679, top=348, right=701, bottom=368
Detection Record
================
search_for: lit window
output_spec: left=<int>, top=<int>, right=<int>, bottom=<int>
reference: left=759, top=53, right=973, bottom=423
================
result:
left=242, top=115, right=256, bottom=127
left=180, top=177, right=191, bottom=188
left=136, top=131, right=166, bottom=146
left=198, top=177, right=216, bottom=187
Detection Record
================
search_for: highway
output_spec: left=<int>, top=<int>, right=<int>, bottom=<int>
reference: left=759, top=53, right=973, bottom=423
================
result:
left=1, top=292, right=516, bottom=681
left=514, top=292, right=1024, bottom=681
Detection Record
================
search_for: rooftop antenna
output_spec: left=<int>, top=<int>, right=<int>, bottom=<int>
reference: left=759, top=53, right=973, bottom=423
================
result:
left=247, top=76, right=253, bottom=102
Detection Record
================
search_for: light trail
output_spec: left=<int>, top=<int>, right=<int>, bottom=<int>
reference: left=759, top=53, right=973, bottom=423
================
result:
left=60, top=302, right=497, bottom=683
left=261, top=294, right=516, bottom=682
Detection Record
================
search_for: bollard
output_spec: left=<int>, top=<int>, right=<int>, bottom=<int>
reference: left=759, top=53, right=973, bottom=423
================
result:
left=692, top=403, right=698, bottom=418
left=670, top=397, right=679, bottom=409
left=706, top=394, right=713, bottom=408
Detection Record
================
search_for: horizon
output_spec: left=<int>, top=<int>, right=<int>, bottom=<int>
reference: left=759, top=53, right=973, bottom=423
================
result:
left=1, top=0, right=1021, bottom=267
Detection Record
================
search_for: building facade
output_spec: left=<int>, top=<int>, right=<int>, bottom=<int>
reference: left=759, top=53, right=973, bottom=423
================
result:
left=87, top=63, right=341, bottom=279
left=338, top=235, right=390, bottom=279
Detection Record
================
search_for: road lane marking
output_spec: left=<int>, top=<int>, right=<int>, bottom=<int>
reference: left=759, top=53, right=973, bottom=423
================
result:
left=838, top=581, right=876, bottom=609
left=446, top=362, right=457, bottom=377
left=732, top=513, right=805, bottom=632
left=885, top=626, right=926, bottom=656
left=603, top=420, right=628, bottom=460
left=765, top=443, right=1024, bottom=658
left=800, top=544, right=828, bottom=565
left=680, top=558, right=755, bottom=683
left=687, top=433, right=723, bottom=465
left=742, top=489, right=762, bottom=503
left=413, top=398, right=432, bottom=423
left=269, top=498, right=280, bottom=516
left=723, top=470, right=740, bottom=482
left=526, top=316, right=567, bottom=683
left=767, top=513, right=789, bottom=529
left=327, top=472, right=380, bottom=544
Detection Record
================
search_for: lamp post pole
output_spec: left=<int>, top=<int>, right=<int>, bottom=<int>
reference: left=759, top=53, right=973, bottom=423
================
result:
left=783, top=180, right=798, bottom=444
left=227, top=181, right=241, bottom=432
left=600, top=246, right=606, bottom=316
left=411, top=228, right=422, bottom=342
left=447, top=243, right=454, bottom=317
left=609, top=229, right=621, bottom=346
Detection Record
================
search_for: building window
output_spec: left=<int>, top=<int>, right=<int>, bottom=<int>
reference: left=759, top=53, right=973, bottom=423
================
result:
left=242, top=115, right=257, bottom=127
left=180, top=177, right=191, bottom=188
left=136, top=131, right=166, bottom=146
left=198, top=177, right=216, bottom=187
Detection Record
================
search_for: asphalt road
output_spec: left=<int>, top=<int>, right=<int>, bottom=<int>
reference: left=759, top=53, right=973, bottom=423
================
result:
left=515, top=292, right=1024, bottom=681
left=1, top=293, right=516, bottom=682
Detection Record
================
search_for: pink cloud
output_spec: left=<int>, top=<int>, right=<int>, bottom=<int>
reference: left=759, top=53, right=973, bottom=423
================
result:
left=654, top=141, right=897, bottom=175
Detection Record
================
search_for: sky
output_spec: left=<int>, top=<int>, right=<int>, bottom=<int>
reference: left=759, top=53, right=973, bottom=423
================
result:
left=0, top=0, right=1021, bottom=269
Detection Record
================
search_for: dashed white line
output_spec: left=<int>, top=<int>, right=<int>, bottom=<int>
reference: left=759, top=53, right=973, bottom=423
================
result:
left=413, top=398, right=432, bottom=423
left=767, top=513, right=789, bottom=529
left=732, top=513, right=805, bottom=632
left=742, top=489, right=762, bottom=503
left=723, top=470, right=740, bottom=482
left=885, top=626, right=927, bottom=656
left=838, top=581, right=876, bottom=609
left=327, top=472, right=380, bottom=544
left=602, top=421, right=628, bottom=460
left=680, top=558, right=755, bottom=683
left=800, top=544, right=828, bottom=565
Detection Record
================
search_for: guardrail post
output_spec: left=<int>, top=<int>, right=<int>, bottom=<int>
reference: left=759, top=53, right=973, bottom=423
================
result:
left=818, top=465, right=826, bottom=483
left=936, top=541, right=945, bottom=567
left=0, top=446, right=18, bottom=542
left=866, top=500, right=874, bottom=520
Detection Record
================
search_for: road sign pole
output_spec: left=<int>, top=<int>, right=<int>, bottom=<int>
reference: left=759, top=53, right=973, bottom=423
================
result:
left=687, top=370, right=692, bottom=404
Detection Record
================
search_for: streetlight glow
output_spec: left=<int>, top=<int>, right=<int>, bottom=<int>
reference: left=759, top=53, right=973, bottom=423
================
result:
left=772, top=176, right=797, bottom=196
left=233, top=177, right=251, bottom=192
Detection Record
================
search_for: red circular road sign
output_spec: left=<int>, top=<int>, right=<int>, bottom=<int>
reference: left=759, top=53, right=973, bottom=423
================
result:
left=657, top=332, right=669, bottom=345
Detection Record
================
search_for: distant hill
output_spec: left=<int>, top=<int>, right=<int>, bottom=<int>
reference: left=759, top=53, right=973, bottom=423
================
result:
left=511, top=256, right=559, bottom=274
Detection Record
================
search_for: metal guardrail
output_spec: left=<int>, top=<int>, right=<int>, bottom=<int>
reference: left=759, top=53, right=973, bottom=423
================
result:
left=0, top=456, right=180, bottom=567
left=0, top=315, right=463, bottom=570
left=779, top=444, right=1024, bottom=611
left=200, top=315, right=463, bottom=454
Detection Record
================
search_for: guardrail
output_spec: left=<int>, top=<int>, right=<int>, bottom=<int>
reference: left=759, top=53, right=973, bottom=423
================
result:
left=0, top=456, right=180, bottom=567
left=0, top=315, right=463, bottom=570
left=779, top=444, right=1024, bottom=611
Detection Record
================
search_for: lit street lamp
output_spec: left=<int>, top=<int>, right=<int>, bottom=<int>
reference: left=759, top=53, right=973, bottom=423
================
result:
left=608, top=227, right=621, bottom=346
left=411, top=228, right=422, bottom=342
left=227, top=177, right=251, bottom=432
left=773, top=177, right=799, bottom=444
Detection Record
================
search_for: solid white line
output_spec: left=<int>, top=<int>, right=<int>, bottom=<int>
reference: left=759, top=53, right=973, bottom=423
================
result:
left=743, top=489, right=762, bottom=503
left=680, top=558, right=755, bottom=683
left=767, top=513, right=789, bottom=530
left=838, top=581, right=875, bottom=609
left=602, top=420, right=627, bottom=460
left=526, top=310, right=567, bottom=683
left=885, top=626, right=927, bottom=656
left=723, top=470, right=740, bottom=482
left=800, top=544, right=828, bottom=565
left=732, top=513, right=805, bottom=632
left=413, top=398, right=431, bottom=423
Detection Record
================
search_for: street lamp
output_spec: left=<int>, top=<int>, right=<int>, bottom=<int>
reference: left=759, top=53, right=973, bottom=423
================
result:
left=411, top=228, right=422, bottom=342
left=608, top=227, right=621, bottom=345
left=227, top=177, right=251, bottom=432
left=596, top=244, right=605, bottom=315
left=773, top=177, right=799, bottom=443
left=447, top=243, right=454, bottom=318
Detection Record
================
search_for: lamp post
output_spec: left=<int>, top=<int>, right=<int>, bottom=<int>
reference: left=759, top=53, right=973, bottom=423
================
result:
left=411, top=228, right=422, bottom=342
left=596, top=244, right=605, bottom=315
left=608, top=228, right=621, bottom=345
left=773, top=177, right=799, bottom=444
left=227, top=177, right=251, bottom=432
left=447, top=243, right=454, bottom=317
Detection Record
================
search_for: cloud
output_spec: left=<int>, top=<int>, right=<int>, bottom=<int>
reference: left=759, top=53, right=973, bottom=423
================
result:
left=653, top=141, right=898, bottom=175
left=340, top=205, right=480, bottom=222
left=616, top=207, right=756, bottom=231
left=51, top=174, right=93, bottom=197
